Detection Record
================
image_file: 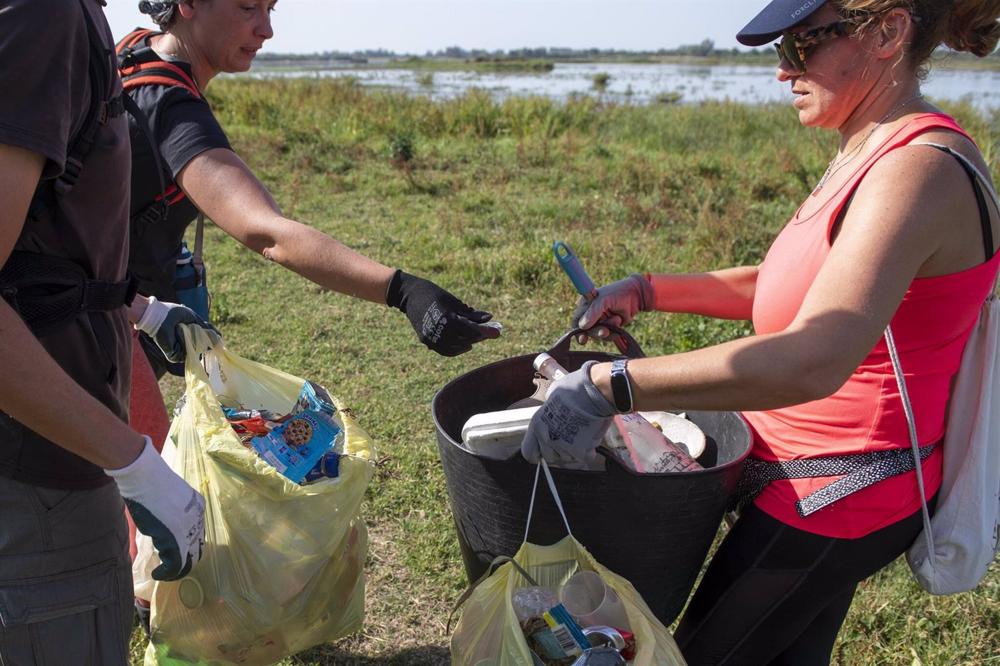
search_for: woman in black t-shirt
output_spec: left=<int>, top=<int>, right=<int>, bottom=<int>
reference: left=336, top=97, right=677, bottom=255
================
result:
left=125, top=0, right=500, bottom=363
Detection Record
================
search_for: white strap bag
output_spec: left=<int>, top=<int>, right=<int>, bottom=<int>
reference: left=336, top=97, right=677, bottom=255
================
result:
left=885, top=143, right=1000, bottom=595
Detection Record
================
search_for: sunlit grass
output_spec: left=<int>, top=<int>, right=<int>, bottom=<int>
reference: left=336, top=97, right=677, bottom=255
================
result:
left=133, top=79, right=1000, bottom=665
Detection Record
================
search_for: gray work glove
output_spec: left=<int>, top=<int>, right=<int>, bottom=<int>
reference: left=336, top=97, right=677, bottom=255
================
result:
left=105, top=437, right=206, bottom=581
left=521, top=361, right=616, bottom=468
left=571, top=273, right=653, bottom=344
left=135, top=297, right=221, bottom=362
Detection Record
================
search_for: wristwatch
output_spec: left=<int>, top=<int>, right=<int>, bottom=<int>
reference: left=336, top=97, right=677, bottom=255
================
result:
left=609, top=358, right=634, bottom=413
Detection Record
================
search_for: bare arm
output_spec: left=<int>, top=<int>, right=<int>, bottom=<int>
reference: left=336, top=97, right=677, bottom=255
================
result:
left=0, top=143, right=143, bottom=469
left=650, top=265, right=759, bottom=320
left=591, top=146, right=969, bottom=412
left=177, top=148, right=396, bottom=304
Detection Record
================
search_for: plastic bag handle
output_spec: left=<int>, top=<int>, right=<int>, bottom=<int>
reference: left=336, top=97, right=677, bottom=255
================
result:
left=180, top=323, right=222, bottom=384
left=547, top=325, right=645, bottom=366
left=523, top=458, right=574, bottom=544
left=446, top=554, right=540, bottom=633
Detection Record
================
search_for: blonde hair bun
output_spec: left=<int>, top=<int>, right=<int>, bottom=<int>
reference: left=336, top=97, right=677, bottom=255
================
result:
left=946, top=0, right=1000, bottom=57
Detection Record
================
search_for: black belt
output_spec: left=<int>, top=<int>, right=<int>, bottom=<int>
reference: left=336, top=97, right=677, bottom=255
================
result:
left=733, top=442, right=938, bottom=518
left=0, top=251, right=136, bottom=337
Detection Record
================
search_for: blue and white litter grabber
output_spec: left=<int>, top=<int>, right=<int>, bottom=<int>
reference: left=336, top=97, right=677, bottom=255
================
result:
left=553, top=241, right=629, bottom=354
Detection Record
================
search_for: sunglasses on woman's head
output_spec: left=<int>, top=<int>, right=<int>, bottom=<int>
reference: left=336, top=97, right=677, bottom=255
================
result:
left=774, top=20, right=855, bottom=73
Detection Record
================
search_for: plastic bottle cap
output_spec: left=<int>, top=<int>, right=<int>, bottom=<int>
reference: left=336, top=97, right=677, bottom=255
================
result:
left=178, top=577, right=204, bottom=609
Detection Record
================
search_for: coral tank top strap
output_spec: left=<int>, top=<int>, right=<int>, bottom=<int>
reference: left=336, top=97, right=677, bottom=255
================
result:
left=795, top=113, right=975, bottom=229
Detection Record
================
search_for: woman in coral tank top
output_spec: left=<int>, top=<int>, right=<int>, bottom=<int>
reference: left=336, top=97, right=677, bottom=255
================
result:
left=519, top=0, right=1000, bottom=663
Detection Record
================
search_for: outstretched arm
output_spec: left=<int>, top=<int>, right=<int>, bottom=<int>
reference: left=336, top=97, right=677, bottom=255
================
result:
left=178, top=147, right=396, bottom=303
left=573, top=265, right=759, bottom=343
left=649, top=265, right=760, bottom=320
left=177, top=147, right=500, bottom=355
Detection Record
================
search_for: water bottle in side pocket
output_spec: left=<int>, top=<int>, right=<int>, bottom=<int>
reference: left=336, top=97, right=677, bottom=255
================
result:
left=174, top=241, right=210, bottom=322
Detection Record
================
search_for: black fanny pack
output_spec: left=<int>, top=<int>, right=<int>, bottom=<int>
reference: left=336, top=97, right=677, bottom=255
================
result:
left=0, top=251, right=136, bottom=337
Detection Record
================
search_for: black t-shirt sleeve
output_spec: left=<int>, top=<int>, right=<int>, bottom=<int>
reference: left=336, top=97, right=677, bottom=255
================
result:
left=155, top=87, right=232, bottom=179
left=0, top=0, right=90, bottom=178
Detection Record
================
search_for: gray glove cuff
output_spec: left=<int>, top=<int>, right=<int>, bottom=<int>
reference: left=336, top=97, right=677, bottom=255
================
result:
left=578, top=361, right=617, bottom=417
left=628, top=273, right=655, bottom=312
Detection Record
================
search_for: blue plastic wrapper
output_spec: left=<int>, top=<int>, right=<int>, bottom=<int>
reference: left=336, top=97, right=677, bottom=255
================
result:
left=223, top=382, right=344, bottom=484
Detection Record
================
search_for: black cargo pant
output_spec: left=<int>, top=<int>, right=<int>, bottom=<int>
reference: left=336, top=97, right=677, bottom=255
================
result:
left=674, top=498, right=932, bottom=666
left=0, top=476, right=133, bottom=665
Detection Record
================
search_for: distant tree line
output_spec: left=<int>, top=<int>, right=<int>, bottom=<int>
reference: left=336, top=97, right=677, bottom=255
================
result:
left=255, top=40, right=997, bottom=62
left=255, top=40, right=767, bottom=62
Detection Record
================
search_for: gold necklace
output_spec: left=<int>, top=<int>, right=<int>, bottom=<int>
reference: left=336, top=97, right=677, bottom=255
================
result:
left=812, top=92, right=924, bottom=194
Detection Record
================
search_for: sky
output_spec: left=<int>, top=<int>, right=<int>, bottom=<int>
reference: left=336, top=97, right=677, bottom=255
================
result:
left=103, top=0, right=770, bottom=55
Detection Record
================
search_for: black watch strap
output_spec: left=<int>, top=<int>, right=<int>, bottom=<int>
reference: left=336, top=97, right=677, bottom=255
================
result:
left=610, top=358, right=633, bottom=413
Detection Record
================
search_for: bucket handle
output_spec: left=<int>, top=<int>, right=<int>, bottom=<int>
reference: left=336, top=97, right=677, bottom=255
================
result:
left=547, top=325, right=645, bottom=366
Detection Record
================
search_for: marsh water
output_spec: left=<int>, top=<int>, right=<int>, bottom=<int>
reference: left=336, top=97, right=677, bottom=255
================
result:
left=249, top=61, right=998, bottom=111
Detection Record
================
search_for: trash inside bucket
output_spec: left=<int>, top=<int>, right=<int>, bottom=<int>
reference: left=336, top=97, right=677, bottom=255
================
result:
left=432, top=330, right=751, bottom=626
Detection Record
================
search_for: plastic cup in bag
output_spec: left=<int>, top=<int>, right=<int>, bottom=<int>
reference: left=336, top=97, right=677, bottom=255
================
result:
left=559, top=570, right=631, bottom=631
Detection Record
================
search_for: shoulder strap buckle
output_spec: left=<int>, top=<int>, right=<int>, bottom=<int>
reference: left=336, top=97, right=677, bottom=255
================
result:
left=99, top=95, right=125, bottom=125
left=54, top=157, right=84, bottom=196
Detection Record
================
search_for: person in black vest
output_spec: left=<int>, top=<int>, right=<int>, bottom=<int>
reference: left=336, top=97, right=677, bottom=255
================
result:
left=0, top=0, right=215, bottom=661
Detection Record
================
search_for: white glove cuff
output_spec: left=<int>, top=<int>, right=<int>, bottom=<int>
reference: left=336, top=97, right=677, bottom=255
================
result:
left=105, top=435, right=161, bottom=495
left=135, top=297, right=169, bottom=336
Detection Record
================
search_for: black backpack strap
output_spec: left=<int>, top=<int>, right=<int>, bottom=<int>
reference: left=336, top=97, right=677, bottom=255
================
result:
left=55, top=0, right=125, bottom=196
left=922, top=143, right=997, bottom=262
left=122, top=93, right=170, bottom=212
left=0, top=252, right=137, bottom=337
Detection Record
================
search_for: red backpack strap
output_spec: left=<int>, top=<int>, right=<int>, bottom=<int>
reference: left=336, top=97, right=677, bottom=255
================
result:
left=115, top=28, right=202, bottom=99
left=115, top=27, right=153, bottom=54
left=116, top=27, right=204, bottom=217
left=121, top=62, right=202, bottom=100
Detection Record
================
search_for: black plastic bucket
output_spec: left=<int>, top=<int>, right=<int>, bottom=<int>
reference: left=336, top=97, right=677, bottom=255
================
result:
left=432, top=329, right=752, bottom=625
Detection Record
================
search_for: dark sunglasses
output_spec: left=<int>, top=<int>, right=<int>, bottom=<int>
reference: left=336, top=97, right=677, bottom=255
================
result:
left=774, top=20, right=855, bottom=73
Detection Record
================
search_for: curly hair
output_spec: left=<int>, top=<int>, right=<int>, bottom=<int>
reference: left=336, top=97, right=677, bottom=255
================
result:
left=833, top=0, right=1000, bottom=69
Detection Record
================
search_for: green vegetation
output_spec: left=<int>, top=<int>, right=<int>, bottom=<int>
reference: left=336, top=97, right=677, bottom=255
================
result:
left=415, top=71, right=434, bottom=88
left=131, top=78, right=1000, bottom=665
left=592, top=71, right=612, bottom=92
left=655, top=91, right=684, bottom=105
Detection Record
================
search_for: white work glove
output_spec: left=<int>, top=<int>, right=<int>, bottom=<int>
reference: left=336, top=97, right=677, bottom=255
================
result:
left=106, top=437, right=205, bottom=581
left=571, top=273, right=653, bottom=344
left=521, top=361, right=616, bottom=468
left=135, top=297, right=221, bottom=363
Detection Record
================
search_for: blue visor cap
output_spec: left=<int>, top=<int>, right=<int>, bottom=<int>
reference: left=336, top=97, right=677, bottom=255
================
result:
left=737, top=0, right=829, bottom=46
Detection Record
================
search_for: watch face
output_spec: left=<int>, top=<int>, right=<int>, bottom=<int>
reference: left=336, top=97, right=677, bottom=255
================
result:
left=610, top=359, right=632, bottom=413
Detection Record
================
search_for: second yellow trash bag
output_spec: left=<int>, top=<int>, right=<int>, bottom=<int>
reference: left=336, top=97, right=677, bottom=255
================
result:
left=133, top=326, right=376, bottom=665
left=450, top=461, right=687, bottom=666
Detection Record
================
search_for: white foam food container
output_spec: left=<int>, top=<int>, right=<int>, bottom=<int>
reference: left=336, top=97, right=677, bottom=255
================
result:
left=461, top=406, right=540, bottom=459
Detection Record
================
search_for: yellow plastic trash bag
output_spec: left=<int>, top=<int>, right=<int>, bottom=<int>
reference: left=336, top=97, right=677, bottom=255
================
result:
left=450, top=462, right=686, bottom=665
left=134, top=326, right=376, bottom=665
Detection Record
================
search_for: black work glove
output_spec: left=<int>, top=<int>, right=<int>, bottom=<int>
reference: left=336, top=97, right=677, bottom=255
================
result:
left=386, top=269, right=500, bottom=356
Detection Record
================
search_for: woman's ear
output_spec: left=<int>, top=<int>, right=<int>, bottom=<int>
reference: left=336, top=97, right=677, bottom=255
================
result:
left=874, top=7, right=913, bottom=58
left=176, top=0, right=197, bottom=20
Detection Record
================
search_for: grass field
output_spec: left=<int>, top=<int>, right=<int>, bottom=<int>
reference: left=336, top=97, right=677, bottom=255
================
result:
left=131, top=79, right=1000, bottom=665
